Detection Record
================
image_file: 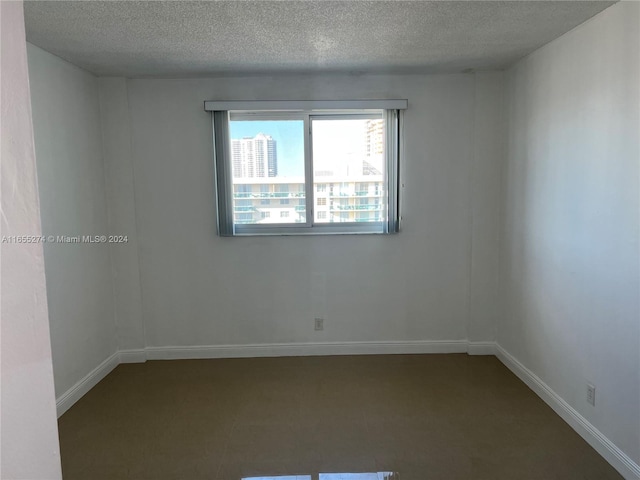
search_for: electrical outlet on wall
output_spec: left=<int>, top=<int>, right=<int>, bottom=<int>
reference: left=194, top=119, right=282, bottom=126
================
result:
left=314, top=318, right=324, bottom=331
left=587, top=383, right=596, bottom=406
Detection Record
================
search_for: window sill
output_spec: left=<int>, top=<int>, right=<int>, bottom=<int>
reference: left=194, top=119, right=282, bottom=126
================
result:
left=227, top=222, right=390, bottom=236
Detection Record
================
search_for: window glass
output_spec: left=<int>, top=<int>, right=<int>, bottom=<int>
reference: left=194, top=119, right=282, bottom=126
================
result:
left=312, top=118, right=385, bottom=224
left=230, top=119, right=305, bottom=224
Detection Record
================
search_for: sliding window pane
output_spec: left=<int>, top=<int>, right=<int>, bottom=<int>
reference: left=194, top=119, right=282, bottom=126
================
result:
left=312, top=117, right=385, bottom=223
left=230, top=119, right=305, bottom=224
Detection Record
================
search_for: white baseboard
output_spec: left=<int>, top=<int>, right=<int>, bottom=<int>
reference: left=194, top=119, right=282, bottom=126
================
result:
left=496, top=344, right=640, bottom=480
left=467, top=341, right=496, bottom=355
left=118, top=349, right=147, bottom=363
left=56, top=351, right=119, bottom=417
left=144, top=340, right=470, bottom=360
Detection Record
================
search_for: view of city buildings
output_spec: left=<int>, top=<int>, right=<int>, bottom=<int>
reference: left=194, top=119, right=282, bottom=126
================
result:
left=231, top=133, right=278, bottom=178
left=231, top=119, right=385, bottom=224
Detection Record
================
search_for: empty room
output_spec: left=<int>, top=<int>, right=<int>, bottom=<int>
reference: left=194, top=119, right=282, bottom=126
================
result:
left=1, top=1, right=638, bottom=479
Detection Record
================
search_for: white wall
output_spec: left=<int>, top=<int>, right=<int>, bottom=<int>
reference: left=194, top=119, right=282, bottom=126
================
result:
left=469, top=72, right=504, bottom=344
left=500, top=0, right=639, bottom=469
left=113, top=73, right=503, bottom=349
left=0, top=2, right=62, bottom=478
left=99, top=77, right=145, bottom=352
left=27, top=44, right=119, bottom=398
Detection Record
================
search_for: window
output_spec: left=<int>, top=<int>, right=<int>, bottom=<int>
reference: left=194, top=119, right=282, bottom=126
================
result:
left=206, top=100, right=406, bottom=235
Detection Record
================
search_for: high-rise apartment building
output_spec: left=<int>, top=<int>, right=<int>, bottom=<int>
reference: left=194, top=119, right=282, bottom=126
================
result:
left=232, top=177, right=385, bottom=225
left=231, top=133, right=278, bottom=178
left=363, top=119, right=384, bottom=175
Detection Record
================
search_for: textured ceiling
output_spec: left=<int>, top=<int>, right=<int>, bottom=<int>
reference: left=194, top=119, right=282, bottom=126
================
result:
left=24, top=1, right=615, bottom=77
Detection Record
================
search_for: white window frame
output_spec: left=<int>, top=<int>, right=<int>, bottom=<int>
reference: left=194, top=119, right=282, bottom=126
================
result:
left=206, top=100, right=406, bottom=236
